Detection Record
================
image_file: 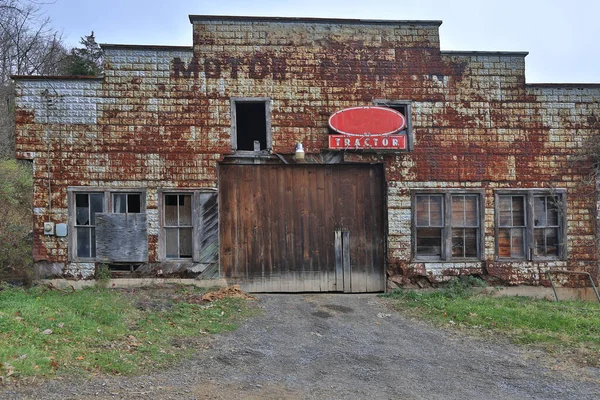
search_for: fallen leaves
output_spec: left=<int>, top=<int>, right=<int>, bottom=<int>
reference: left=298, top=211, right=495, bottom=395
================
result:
left=201, top=285, right=256, bottom=302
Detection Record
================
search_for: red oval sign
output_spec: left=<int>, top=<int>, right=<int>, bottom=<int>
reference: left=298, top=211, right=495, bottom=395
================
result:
left=328, top=106, right=406, bottom=136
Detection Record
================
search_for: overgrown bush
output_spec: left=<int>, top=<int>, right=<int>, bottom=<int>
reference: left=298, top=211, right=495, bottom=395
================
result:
left=0, top=158, right=33, bottom=284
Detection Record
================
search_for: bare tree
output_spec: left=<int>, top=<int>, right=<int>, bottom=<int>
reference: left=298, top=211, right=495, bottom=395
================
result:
left=0, top=0, right=68, bottom=157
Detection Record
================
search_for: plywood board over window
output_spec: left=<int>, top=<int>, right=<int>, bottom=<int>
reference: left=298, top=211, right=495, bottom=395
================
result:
left=68, top=188, right=147, bottom=263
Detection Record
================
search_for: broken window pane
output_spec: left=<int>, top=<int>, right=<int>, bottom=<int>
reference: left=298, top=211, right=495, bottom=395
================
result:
left=179, top=195, right=192, bottom=225
left=534, top=196, right=547, bottom=226
left=545, top=228, right=559, bottom=256
left=90, top=194, right=103, bottom=225
left=547, top=197, right=559, bottom=226
left=535, top=228, right=559, bottom=257
left=76, top=194, right=89, bottom=225
left=113, top=194, right=127, bottom=213
left=128, top=194, right=141, bottom=213
left=165, top=195, right=178, bottom=226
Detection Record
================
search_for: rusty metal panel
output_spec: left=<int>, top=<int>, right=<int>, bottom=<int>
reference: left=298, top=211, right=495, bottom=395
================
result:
left=219, top=164, right=385, bottom=292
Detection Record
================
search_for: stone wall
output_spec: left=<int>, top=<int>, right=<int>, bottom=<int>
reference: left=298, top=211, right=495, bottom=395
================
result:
left=13, top=16, right=600, bottom=284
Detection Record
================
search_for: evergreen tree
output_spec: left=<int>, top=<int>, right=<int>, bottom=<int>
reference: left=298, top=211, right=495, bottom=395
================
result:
left=63, top=32, right=103, bottom=76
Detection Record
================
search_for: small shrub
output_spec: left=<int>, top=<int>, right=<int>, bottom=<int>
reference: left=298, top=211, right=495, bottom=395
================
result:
left=95, top=264, right=111, bottom=287
left=0, top=159, right=33, bottom=285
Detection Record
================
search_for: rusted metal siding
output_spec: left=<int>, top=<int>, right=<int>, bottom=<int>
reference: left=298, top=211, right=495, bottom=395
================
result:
left=11, top=17, right=600, bottom=286
left=219, top=164, right=385, bottom=292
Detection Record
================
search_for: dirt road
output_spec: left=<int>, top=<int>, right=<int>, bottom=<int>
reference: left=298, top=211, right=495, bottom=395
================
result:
left=3, top=294, right=600, bottom=399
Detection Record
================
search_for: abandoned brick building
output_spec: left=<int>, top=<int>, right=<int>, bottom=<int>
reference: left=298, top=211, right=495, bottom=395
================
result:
left=12, top=15, right=600, bottom=292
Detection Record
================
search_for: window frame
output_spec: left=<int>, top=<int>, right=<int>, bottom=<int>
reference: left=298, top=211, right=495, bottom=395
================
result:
left=373, top=99, right=413, bottom=151
left=495, top=189, right=567, bottom=261
left=157, top=188, right=217, bottom=262
left=68, top=188, right=146, bottom=262
left=230, top=97, right=272, bottom=154
left=411, top=189, right=485, bottom=261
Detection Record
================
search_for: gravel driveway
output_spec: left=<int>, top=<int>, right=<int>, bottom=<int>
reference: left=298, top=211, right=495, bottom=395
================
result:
left=3, top=293, right=600, bottom=399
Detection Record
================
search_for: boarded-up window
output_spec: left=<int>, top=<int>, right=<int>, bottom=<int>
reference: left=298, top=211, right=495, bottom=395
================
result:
left=164, top=194, right=193, bottom=259
left=74, top=193, right=104, bottom=258
left=95, top=213, right=148, bottom=263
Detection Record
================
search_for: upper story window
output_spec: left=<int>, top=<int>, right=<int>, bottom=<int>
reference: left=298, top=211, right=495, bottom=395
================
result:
left=496, top=190, right=566, bottom=260
left=373, top=99, right=413, bottom=151
left=413, top=191, right=483, bottom=261
left=231, top=97, right=272, bottom=152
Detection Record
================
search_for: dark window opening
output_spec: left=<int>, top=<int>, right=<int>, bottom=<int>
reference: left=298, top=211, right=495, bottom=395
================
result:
left=113, top=193, right=142, bottom=214
left=235, top=102, right=267, bottom=151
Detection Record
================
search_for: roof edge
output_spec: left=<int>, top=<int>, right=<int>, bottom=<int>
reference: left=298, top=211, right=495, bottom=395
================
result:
left=100, top=43, right=192, bottom=51
left=188, top=15, right=443, bottom=26
left=441, top=50, right=529, bottom=57
left=527, top=83, right=600, bottom=88
left=11, top=75, right=103, bottom=80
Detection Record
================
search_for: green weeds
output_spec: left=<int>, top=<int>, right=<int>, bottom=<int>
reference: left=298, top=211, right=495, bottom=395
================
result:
left=382, top=278, right=600, bottom=366
left=0, top=284, right=255, bottom=380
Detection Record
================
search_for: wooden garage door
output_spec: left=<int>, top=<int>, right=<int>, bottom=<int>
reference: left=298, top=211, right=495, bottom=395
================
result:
left=219, top=164, right=385, bottom=292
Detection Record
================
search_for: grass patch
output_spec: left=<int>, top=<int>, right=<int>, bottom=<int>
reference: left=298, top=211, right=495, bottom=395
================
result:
left=381, top=278, right=600, bottom=366
left=0, top=284, right=256, bottom=380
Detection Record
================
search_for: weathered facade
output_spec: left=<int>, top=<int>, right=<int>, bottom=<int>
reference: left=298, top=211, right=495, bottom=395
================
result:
left=12, top=15, right=600, bottom=291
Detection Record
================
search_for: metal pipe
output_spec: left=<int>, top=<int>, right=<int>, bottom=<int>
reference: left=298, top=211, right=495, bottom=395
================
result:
left=546, top=270, right=600, bottom=303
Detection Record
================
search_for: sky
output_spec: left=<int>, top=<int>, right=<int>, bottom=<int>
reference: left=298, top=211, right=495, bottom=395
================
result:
left=37, top=0, right=600, bottom=84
